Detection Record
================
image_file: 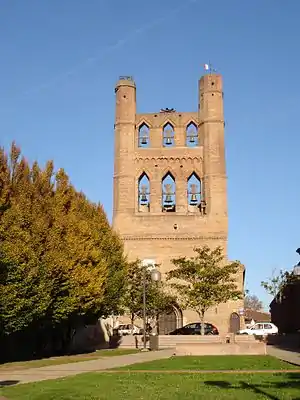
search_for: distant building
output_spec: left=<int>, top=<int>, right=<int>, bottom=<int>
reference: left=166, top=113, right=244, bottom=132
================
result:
left=244, top=309, right=271, bottom=328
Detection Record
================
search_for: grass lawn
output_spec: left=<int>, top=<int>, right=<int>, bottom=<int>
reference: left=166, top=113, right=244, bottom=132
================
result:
left=0, top=349, right=139, bottom=371
left=119, top=355, right=298, bottom=371
left=2, top=372, right=300, bottom=399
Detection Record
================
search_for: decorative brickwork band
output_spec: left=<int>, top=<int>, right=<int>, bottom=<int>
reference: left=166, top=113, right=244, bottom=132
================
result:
left=121, top=235, right=227, bottom=241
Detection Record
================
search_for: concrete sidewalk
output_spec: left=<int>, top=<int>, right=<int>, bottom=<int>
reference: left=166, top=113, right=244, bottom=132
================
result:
left=267, top=345, right=300, bottom=366
left=0, top=349, right=174, bottom=386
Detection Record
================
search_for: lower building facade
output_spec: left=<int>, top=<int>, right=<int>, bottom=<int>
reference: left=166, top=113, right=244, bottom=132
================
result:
left=119, top=234, right=245, bottom=335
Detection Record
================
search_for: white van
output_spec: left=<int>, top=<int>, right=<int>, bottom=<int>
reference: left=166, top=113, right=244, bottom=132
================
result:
left=238, top=322, right=278, bottom=336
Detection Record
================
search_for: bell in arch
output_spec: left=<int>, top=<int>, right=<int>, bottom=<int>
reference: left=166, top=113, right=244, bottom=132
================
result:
left=165, top=194, right=173, bottom=203
left=189, top=135, right=195, bottom=143
left=140, top=184, right=149, bottom=204
left=165, top=136, right=172, bottom=145
left=141, top=135, right=148, bottom=145
left=190, top=193, right=198, bottom=204
left=140, top=193, right=148, bottom=203
left=189, top=184, right=198, bottom=205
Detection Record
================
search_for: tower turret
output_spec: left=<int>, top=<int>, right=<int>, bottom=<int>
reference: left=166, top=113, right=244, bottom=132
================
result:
left=113, top=77, right=136, bottom=227
left=115, top=76, right=136, bottom=125
left=199, top=73, right=227, bottom=231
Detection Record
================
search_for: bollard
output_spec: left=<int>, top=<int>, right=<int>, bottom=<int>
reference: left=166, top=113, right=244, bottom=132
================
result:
left=149, top=333, right=159, bottom=351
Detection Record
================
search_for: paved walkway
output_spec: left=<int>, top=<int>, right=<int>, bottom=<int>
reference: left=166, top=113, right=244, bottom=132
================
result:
left=102, top=369, right=300, bottom=374
left=267, top=345, right=300, bottom=366
left=0, top=349, right=174, bottom=386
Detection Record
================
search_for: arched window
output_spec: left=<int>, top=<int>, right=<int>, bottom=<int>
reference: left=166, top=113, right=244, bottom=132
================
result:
left=162, top=172, right=175, bottom=212
left=162, top=123, right=175, bottom=147
left=138, top=123, right=150, bottom=148
left=138, top=172, right=150, bottom=212
left=186, top=122, right=198, bottom=147
left=187, top=172, right=204, bottom=213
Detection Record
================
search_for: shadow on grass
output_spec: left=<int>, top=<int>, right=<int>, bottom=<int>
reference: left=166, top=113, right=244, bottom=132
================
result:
left=204, top=373, right=300, bottom=400
left=0, top=380, right=19, bottom=387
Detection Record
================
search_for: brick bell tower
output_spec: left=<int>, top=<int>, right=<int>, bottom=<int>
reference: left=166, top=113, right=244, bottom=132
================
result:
left=112, top=74, right=244, bottom=334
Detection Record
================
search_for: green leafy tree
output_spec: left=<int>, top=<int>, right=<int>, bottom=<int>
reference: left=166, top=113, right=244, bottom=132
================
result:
left=261, top=269, right=298, bottom=302
left=0, top=147, right=11, bottom=214
left=167, top=246, right=243, bottom=335
left=0, top=143, right=126, bottom=357
left=148, top=285, right=176, bottom=333
left=122, top=260, right=175, bottom=329
left=0, top=147, right=51, bottom=335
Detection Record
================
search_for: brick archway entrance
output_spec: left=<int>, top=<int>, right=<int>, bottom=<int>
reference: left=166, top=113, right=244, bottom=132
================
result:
left=229, top=312, right=240, bottom=333
left=158, top=305, right=183, bottom=334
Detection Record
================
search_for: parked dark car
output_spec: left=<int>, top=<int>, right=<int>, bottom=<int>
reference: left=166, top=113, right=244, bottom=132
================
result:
left=169, top=322, right=219, bottom=335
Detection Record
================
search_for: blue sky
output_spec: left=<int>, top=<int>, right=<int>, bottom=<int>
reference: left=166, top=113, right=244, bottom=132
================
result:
left=1, top=0, right=300, bottom=309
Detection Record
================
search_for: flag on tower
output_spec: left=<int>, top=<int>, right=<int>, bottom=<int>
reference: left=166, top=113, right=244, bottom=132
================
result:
left=204, top=62, right=217, bottom=73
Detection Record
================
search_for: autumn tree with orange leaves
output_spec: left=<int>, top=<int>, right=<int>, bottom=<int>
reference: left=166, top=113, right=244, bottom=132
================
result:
left=0, top=143, right=126, bottom=358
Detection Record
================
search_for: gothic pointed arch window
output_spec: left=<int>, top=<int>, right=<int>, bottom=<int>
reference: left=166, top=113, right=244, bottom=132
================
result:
left=138, top=172, right=150, bottom=212
left=138, top=123, right=150, bottom=148
left=187, top=172, right=205, bottom=214
left=186, top=122, right=198, bottom=147
left=162, top=172, right=176, bottom=212
left=162, top=123, right=175, bottom=147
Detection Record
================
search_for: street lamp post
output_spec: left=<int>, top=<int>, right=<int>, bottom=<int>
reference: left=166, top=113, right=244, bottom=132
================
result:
left=141, top=260, right=161, bottom=351
left=142, top=265, right=147, bottom=351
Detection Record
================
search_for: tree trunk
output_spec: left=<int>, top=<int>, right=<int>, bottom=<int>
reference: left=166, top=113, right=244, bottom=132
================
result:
left=60, top=324, right=76, bottom=355
left=130, top=314, right=135, bottom=325
left=200, top=310, right=205, bottom=336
